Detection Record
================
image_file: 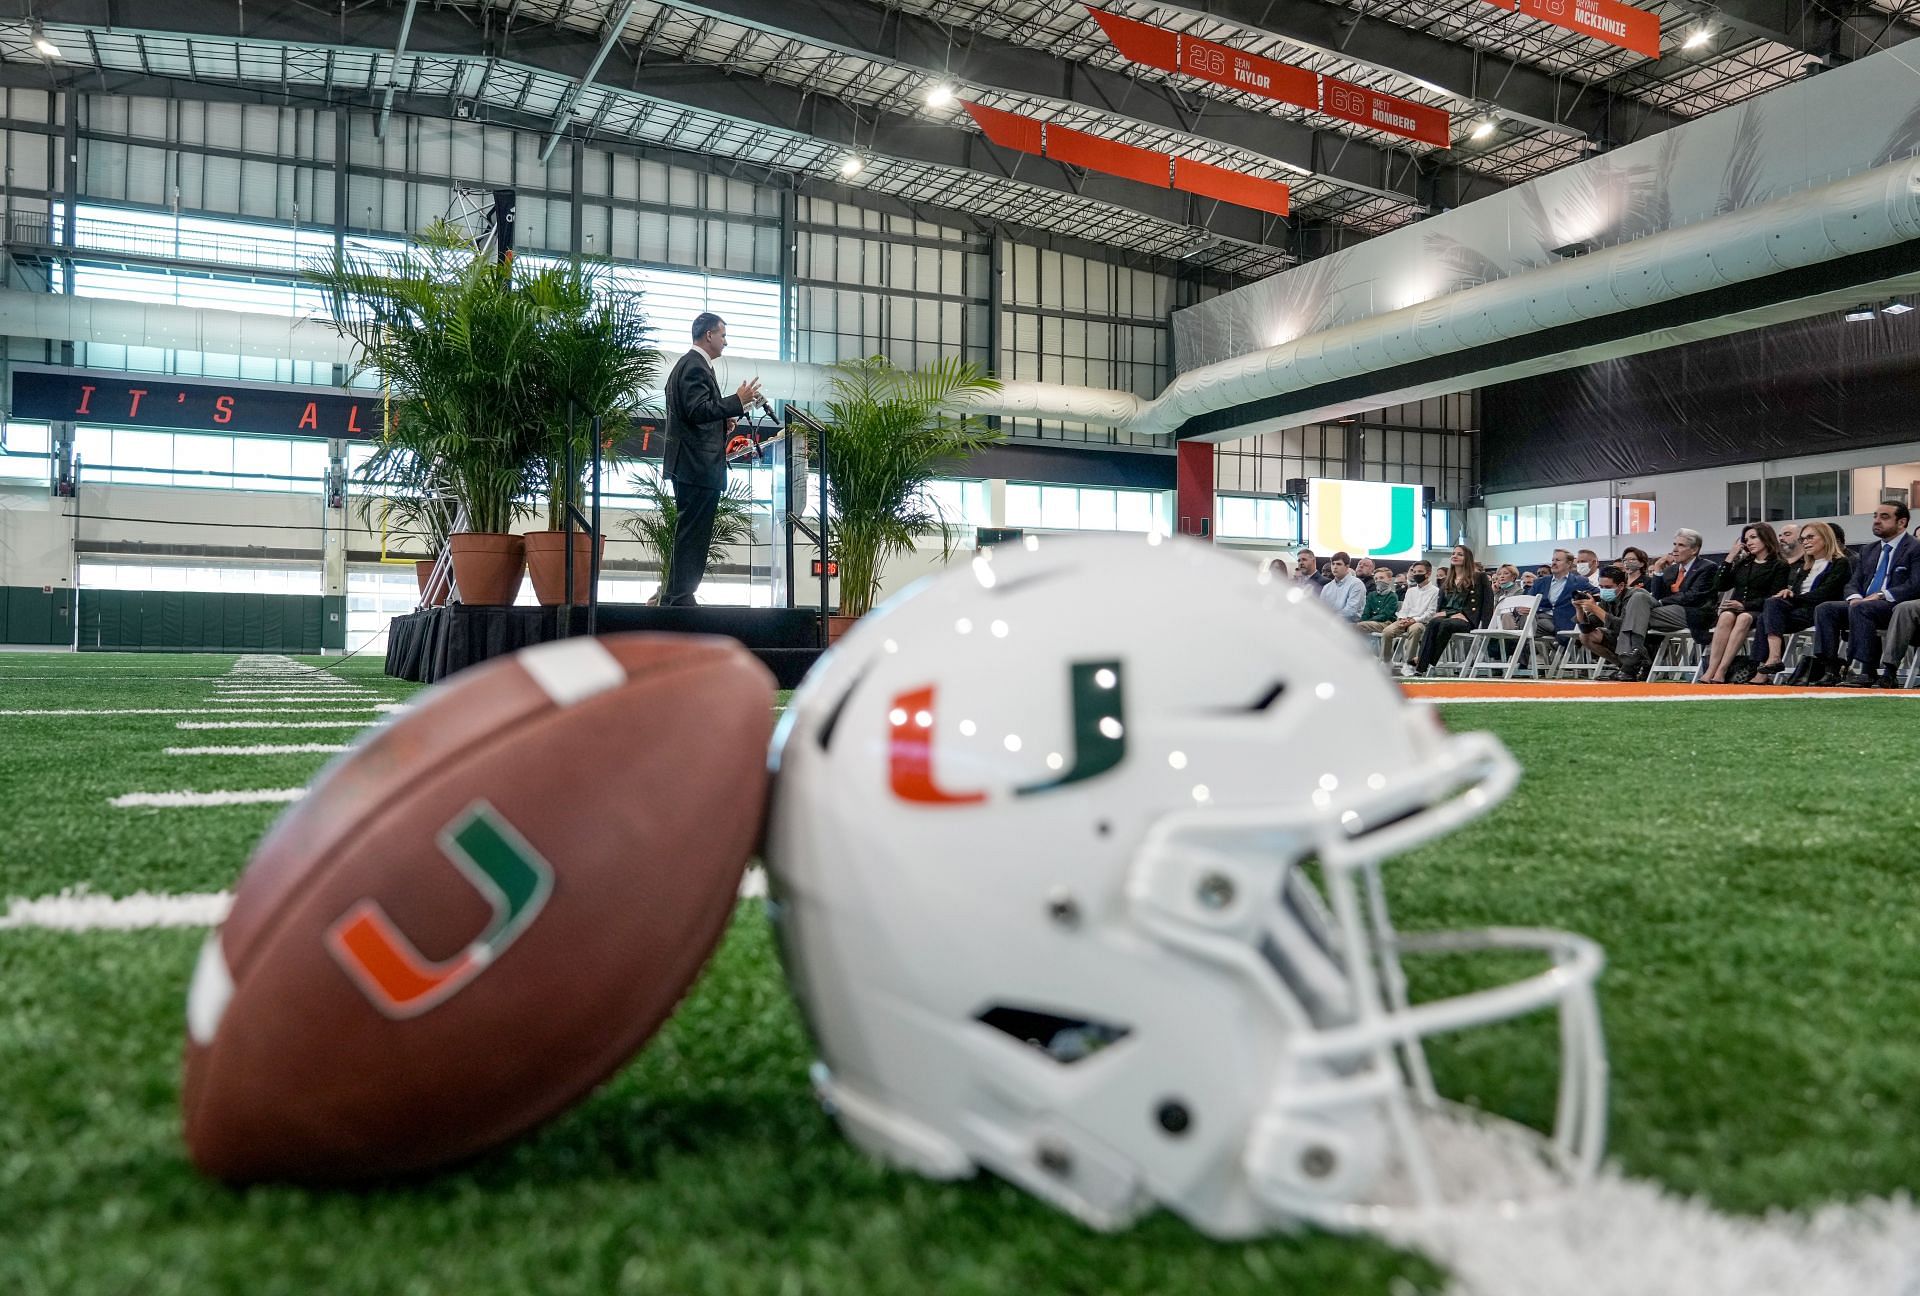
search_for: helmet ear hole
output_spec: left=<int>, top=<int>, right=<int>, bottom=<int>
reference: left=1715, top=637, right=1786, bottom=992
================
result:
left=976, top=1005, right=1131, bottom=1064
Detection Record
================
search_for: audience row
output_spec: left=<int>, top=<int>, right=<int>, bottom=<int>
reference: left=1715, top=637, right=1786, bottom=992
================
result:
left=1266, top=500, right=1919, bottom=685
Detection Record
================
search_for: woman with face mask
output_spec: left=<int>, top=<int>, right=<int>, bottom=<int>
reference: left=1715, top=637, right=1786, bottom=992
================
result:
left=1491, top=564, right=1522, bottom=598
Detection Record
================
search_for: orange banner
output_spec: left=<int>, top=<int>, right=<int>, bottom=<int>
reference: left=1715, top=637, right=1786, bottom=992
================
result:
left=959, top=100, right=1290, bottom=219
left=1321, top=80, right=1451, bottom=148
left=1086, top=7, right=1449, bottom=146
left=1486, top=0, right=1661, bottom=59
left=1172, top=158, right=1290, bottom=217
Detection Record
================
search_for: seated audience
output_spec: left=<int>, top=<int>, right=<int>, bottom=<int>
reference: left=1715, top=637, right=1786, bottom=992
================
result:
left=1532, top=548, right=1596, bottom=638
left=1295, top=548, right=1329, bottom=588
left=1266, top=555, right=1290, bottom=582
left=1491, top=564, right=1522, bottom=598
left=1870, top=591, right=1920, bottom=688
left=1637, top=528, right=1720, bottom=649
left=1409, top=545, right=1494, bottom=676
left=1369, top=560, right=1437, bottom=664
left=1616, top=546, right=1653, bottom=590
left=1576, top=547, right=1601, bottom=581
left=1699, top=523, right=1787, bottom=683
left=1354, top=557, right=1377, bottom=584
left=1318, top=551, right=1366, bottom=622
left=1777, top=522, right=1801, bottom=563
left=1573, top=567, right=1639, bottom=679
left=1752, top=521, right=1848, bottom=683
left=1520, top=571, right=1537, bottom=593
left=1355, top=566, right=1402, bottom=630
left=1810, top=501, right=1918, bottom=686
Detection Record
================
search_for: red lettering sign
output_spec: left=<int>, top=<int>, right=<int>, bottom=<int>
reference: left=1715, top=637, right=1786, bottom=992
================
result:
left=298, top=401, right=319, bottom=430
left=213, top=395, right=234, bottom=424
left=76, top=384, right=94, bottom=416
left=1320, top=80, right=1452, bottom=148
left=346, top=404, right=363, bottom=434
left=127, top=388, right=148, bottom=417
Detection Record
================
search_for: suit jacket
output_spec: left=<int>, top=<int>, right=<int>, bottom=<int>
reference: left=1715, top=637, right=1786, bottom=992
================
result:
left=1532, top=573, right=1596, bottom=633
left=1845, top=533, right=1920, bottom=603
left=1782, top=555, right=1850, bottom=611
left=1712, top=555, right=1787, bottom=612
left=1652, top=557, right=1720, bottom=609
left=661, top=348, right=745, bottom=490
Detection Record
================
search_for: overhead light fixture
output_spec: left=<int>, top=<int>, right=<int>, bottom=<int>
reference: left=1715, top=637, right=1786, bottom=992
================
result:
left=838, top=154, right=865, bottom=179
left=1469, top=117, right=1498, bottom=142
left=1683, top=26, right=1712, bottom=50
left=1884, top=301, right=1914, bottom=315
left=30, top=20, right=59, bottom=60
left=1845, top=305, right=1877, bottom=322
left=925, top=83, right=956, bottom=109
left=1551, top=239, right=1600, bottom=259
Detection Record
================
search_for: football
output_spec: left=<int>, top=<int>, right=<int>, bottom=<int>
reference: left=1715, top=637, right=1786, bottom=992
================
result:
left=180, top=633, right=776, bottom=1184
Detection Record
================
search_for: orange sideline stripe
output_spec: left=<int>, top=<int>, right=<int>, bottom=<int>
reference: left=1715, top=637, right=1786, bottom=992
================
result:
left=1402, top=681, right=1920, bottom=701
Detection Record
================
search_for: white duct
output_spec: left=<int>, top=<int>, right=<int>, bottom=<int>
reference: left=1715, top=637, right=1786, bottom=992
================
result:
left=720, top=155, right=1920, bottom=439
left=0, top=291, right=354, bottom=366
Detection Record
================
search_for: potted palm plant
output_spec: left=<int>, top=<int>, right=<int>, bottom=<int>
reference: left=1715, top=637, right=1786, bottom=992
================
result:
left=818, top=356, right=1001, bottom=636
left=621, top=474, right=757, bottom=602
left=522, top=263, right=659, bottom=605
left=351, top=446, right=457, bottom=606
left=310, top=223, right=549, bottom=605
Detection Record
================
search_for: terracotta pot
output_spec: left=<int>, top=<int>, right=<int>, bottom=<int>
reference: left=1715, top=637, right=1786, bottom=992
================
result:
left=523, top=531, right=604, bottom=606
left=827, top=613, right=861, bottom=644
left=414, top=559, right=450, bottom=608
left=447, top=532, right=526, bottom=606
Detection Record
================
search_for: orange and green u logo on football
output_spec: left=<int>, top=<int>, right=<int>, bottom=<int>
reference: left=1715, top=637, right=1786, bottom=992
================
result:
left=326, top=802, right=554, bottom=1019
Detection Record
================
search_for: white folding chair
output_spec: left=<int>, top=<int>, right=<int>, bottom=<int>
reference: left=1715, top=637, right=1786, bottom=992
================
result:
left=1646, top=631, right=1703, bottom=681
left=1464, top=594, right=1544, bottom=680
left=1900, top=645, right=1920, bottom=689
left=1427, top=630, right=1478, bottom=678
left=1553, top=630, right=1602, bottom=680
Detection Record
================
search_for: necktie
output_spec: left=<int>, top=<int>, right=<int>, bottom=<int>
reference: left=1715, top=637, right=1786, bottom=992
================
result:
left=1672, top=563, right=1685, bottom=591
left=1868, top=543, right=1892, bottom=596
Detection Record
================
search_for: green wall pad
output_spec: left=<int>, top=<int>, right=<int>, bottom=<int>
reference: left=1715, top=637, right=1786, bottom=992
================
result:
left=76, top=591, right=325, bottom=653
left=0, top=587, right=76, bottom=646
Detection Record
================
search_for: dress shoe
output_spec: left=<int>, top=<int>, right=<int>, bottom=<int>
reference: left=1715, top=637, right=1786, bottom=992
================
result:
left=1872, top=668, right=1901, bottom=689
left=1617, top=651, right=1651, bottom=682
left=1806, top=656, right=1843, bottom=686
left=1840, top=665, right=1875, bottom=688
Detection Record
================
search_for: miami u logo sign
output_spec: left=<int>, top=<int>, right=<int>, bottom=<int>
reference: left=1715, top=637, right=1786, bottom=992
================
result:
left=890, top=660, right=1126, bottom=804
left=327, top=802, right=554, bottom=1019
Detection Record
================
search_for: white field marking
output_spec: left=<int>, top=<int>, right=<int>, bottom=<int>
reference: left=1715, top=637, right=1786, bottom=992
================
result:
left=1385, top=1171, right=1920, bottom=1296
left=0, top=888, right=232, bottom=930
left=0, top=705, right=401, bottom=717
left=1413, top=692, right=1920, bottom=705
left=177, top=719, right=381, bottom=730
left=3, top=869, right=769, bottom=934
left=166, top=743, right=353, bottom=756
left=202, top=696, right=389, bottom=704
left=112, top=788, right=306, bottom=808
left=740, top=867, right=767, bottom=899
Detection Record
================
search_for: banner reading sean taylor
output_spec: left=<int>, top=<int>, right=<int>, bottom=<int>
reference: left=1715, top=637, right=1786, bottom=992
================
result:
left=1308, top=479, right=1426, bottom=561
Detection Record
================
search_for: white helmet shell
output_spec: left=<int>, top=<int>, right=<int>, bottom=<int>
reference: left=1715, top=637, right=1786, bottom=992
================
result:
left=766, top=533, right=1605, bottom=1237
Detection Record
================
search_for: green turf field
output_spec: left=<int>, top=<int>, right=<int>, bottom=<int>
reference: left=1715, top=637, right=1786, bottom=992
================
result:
left=2, top=652, right=1916, bottom=1294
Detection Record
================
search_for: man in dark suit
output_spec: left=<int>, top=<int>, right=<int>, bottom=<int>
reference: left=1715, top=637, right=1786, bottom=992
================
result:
left=659, top=312, right=762, bottom=606
left=1611, top=528, right=1716, bottom=665
left=1815, top=501, right=1919, bottom=685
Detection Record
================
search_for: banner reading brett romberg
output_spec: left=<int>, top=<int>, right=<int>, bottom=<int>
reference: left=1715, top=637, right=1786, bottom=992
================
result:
left=1484, top=0, right=1662, bottom=60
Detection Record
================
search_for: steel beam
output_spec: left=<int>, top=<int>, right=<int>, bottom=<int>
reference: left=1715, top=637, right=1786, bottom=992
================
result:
left=376, top=0, right=421, bottom=138
left=538, top=0, right=641, bottom=162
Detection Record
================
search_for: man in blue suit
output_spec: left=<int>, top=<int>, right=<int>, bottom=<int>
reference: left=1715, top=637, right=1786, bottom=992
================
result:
left=1529, top=548, right=1596, bottom=637
left=1820, top=501, right=1920, bottom=686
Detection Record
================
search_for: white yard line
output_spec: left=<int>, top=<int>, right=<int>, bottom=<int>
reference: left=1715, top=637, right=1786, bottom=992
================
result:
left=177, top=719, right=382, bottom=730
left=1415, top=692, right=1920, bottom=705
left=0, top=705, right=402, bottom=716
left=1386, top=1172, right=1920, bottom=1295
left=166, top=743, right=354, bottom=756
left=0, top=889, right=233, bottom=930
left=111, top=788, right=307, bottom=809
left=2, top=871, right=769, bottom=932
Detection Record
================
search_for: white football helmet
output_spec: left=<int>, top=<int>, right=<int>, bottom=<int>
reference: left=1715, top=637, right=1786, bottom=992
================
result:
left=765, top=533, right=1605, bottom=1238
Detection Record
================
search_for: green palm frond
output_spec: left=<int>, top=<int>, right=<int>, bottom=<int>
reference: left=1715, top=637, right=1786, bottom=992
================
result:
left=819, top=355, right=1002, bottom=618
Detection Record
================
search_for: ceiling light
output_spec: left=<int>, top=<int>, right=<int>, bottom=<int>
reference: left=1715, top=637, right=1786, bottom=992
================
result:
left=1884, top=301, right=1914, bottom=315
left=1469, top=117, right=1498, bottom=142
left=1845, top=306, right=1877, bottom=322
left=1551, top=239, right=1599, bottom=259
left=925, top=83, right=956, bottom=109
left=30, top=20, right=59, bottom=60
left=838, top=154, right=864, bottom=178
left=1683, top=26, right=1712, bottom=50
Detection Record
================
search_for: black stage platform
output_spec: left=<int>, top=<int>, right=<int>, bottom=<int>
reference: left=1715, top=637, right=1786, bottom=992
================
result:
left=385, top=603, right=825, bottom=688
